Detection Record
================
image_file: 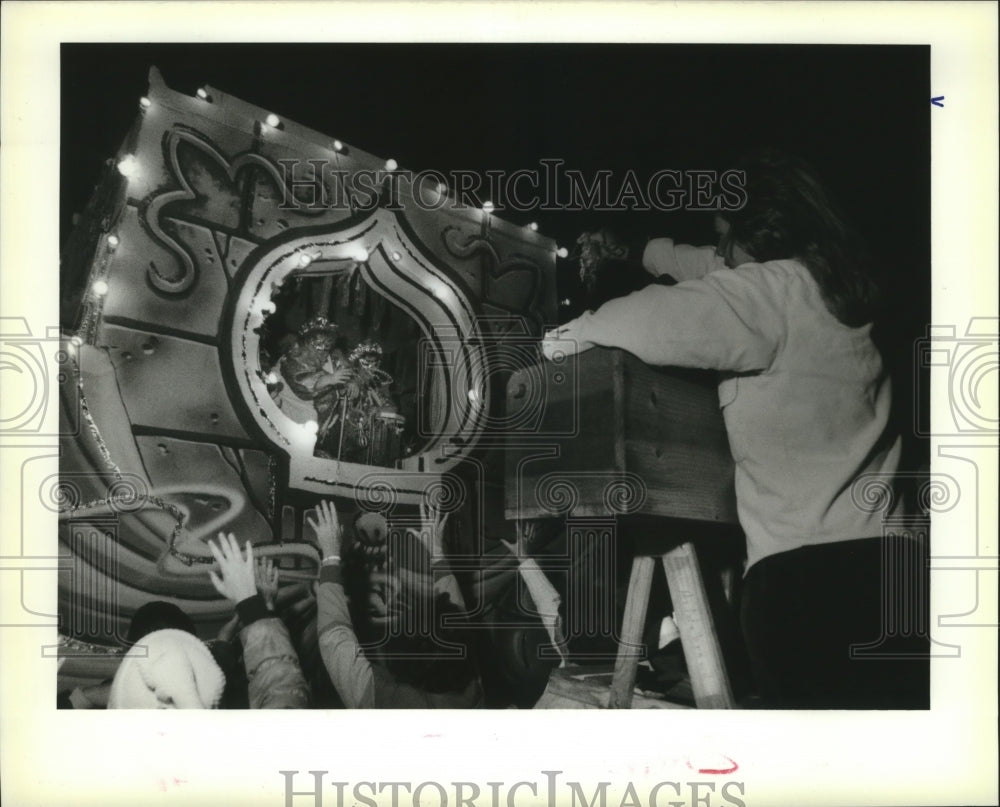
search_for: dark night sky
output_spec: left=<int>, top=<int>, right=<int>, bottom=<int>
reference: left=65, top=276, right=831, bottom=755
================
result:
left=60, top=43, right=930, bottom=462
left=60, top=44, right=929, bottom=257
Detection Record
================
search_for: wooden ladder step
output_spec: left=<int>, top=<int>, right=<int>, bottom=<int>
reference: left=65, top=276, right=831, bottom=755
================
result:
left=610, top=541, right=734, bottom=709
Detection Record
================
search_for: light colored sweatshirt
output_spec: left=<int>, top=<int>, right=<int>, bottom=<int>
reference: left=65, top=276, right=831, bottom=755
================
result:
left=236, top=594, right=312, bottom=709
left=567, top=238, right=903, bottom=569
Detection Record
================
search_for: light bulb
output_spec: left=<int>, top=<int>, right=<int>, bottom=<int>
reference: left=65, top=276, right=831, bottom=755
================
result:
left=332, top=139, right=344, bottom=152
left=556, top=247, right=569, bottom=259
left=92, top=280, right=109, bottom=296
left=139, top=97, right=151, bottom=109
left=265, top=113, right=281, bottom=128
left=467, top=388, right=483, bottom=406
left=116, top=155, right=139, bottom=179
left=298, top=253, right=312, bottom=267
left=436, top=183, right=447, bottom=194
left=385, top=158, right=398, bottom=172
left=482, top=201, right=495, bottom=214
left=265, top=372, right=279, bottom=385
left=391, top=251, right=402, bottom=262
left=354, top=248, right=369, bottom=262
left=70, top=336, right=83, bottom=348
left=260, top=301, right=276, bottom=315
left=528, top=222, right=539, bottom=232
left=107, top=234, right=120, bottom=249
left=197, top=88, right=209, bottom=100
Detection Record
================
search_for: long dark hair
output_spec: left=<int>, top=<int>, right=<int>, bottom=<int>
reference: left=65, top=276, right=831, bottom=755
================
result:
left=719, top=150, right=882, bottom=326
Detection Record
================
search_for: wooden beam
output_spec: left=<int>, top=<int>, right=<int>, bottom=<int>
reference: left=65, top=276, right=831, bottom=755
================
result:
left=661, top=542, right=734, bottom=708
left=608, top=555, right=655, bottom=708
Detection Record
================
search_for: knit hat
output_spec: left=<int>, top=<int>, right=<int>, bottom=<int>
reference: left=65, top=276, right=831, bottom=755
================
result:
left=108, top=629, right=225, bottom=709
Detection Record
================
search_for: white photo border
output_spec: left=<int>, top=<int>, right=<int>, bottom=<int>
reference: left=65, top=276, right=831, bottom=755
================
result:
left=1, top=2, right=997, bottom=806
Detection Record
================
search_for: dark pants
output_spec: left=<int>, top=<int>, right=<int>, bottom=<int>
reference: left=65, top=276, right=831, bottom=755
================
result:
left=740, top=536, right=930, bottom=709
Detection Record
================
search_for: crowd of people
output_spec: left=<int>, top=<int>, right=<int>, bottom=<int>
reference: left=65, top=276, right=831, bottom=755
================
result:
left=62, top=498, right=567, bottom=710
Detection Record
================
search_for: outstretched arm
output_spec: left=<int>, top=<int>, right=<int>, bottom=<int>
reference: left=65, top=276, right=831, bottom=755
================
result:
left=409, top=499, right=466, bottom=610
left=502, top=522, right=569, bottom=666
left=309, top=501, right=376, bottom=709
left=208, top=533, right=310, bottom=709
left=542, top=262, right=784, bottom=372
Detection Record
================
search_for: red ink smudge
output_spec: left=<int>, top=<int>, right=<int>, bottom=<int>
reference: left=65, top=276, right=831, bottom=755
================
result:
left=686, top=756, right=739, bottom=775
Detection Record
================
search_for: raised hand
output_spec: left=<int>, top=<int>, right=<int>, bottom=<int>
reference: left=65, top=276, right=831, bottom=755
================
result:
left=208, top=532, right=258, bottom=605
left=408, top=498, right=449, bottom=560
left=306, top=499, right=343, bottom=559
left=501, top=520, right=537, bottom=558
left=255, top=556, right=280, bottom=611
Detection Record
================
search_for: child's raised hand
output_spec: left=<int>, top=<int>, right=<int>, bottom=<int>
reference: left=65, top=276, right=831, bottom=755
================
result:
left=255, top=556, right=280, bottom=611
left=307, top=500, right=343, bottom=559
left=409, top=498, right=449, bottom=559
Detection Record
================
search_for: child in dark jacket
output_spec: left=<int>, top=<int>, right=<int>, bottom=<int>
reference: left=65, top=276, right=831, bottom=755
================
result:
left=311, top=500, right=482, bottom=708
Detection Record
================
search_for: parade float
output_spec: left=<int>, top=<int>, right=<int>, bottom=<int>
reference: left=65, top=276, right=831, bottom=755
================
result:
left=57, top=68, right=559, bottom=704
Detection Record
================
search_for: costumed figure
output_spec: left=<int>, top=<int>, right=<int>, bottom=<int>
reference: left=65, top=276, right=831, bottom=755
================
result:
left=273, top=317, right=353, bottom=456
left=337, top=341, right=404, bottom=465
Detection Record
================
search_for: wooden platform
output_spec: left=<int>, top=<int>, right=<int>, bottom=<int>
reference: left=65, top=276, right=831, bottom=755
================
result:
left=505, top=348, right=738, bottom=524
left=611, top=542, right=734, bottom=709
left=506, top=349, right=741, bottom=709
left=534, top=665, right=690, bottom=709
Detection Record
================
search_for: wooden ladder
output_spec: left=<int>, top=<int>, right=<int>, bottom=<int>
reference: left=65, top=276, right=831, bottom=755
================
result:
left=609, top=541, right=734, bottom=709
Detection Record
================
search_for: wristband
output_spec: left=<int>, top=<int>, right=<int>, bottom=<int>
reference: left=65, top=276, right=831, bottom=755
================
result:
left=235, top=594, right=270, bottom=628
left=319, top=562, right=343, bottom=586
left=321, top=554, right=341, bottom=565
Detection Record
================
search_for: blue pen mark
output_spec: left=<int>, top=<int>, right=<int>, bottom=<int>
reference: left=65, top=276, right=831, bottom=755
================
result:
left=931, top=96, right=945, bottom=107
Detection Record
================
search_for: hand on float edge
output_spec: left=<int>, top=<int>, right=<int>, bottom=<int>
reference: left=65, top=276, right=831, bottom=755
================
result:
left=542, top=317, right=595, bottom=360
